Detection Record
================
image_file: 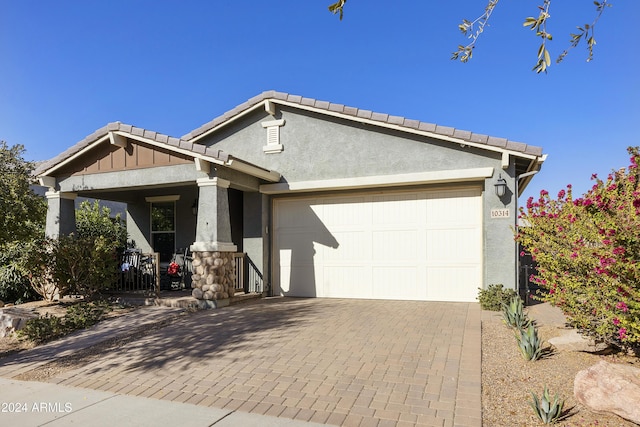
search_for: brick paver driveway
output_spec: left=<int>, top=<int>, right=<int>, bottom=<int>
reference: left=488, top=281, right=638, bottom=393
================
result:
left=44, top=298, right=481, bottom=427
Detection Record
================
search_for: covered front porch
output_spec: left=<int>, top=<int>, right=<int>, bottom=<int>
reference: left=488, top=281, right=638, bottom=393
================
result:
left=36, top=123, right=280, bottom=303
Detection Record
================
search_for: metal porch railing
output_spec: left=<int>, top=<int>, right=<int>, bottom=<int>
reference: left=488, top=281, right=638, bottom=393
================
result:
left=114, top=250, right=160, bottom=296
left=233, top=252, right=265, bottom=294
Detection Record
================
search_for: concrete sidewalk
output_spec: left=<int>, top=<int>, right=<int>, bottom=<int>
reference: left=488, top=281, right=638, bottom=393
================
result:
left=0, top=377, right=326, bottom=427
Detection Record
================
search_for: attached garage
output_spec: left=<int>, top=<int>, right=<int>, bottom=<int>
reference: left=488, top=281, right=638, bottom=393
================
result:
left=273, top=186, right=483, bottom=302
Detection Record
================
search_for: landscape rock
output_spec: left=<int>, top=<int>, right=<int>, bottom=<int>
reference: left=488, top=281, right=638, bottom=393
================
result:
left=0, top=308, right=39, bottom=338
left=574, top=360, right=640, bottom=425
left=548, top=329, right=609, bottom=352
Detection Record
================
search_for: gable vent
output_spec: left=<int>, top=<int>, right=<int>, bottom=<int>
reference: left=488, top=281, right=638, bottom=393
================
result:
left=261, top=119, right=285, bottom=154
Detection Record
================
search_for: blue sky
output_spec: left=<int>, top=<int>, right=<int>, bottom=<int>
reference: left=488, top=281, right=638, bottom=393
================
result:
left=1, top=1, right=637, bottom=203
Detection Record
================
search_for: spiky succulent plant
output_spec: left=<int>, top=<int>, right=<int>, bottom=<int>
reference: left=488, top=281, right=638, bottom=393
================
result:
left=515, top=323, right=543, bottom=361
left=530, top=385, right=565, bottom=424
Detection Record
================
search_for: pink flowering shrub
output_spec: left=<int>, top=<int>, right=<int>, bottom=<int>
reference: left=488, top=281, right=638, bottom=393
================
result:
left=517, top=147, right=640, bottom=350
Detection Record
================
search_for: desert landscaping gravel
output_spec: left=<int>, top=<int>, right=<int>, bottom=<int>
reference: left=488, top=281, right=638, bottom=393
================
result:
left=482, top=309, right=639, bottom=427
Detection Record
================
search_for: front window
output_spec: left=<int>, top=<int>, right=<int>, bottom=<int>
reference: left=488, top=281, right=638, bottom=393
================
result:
left=151, top=201, right=175, bottom=262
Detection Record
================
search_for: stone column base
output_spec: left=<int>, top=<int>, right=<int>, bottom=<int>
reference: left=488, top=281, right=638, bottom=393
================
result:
left=190, top=251, right=236, bottom=300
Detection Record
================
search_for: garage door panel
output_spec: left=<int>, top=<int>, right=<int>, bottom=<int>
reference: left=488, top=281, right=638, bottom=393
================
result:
left=274, top=187, right=482, bottom=301
left=320, top=197, right=367, bottom=227
left=426, top=228, right=482, bottom=263
left=373, top=230, right=419, bottom=262
left=426, top=194, right=480, bottom=226
left=372, top=266, right=423, bottom=300
left=323, top=266, right=368, bottom=298
left=427, top=266, right=481, bottom=302
left=372, top=194, right=419, bottom=225
left=321, top=231, right=366, bottom=261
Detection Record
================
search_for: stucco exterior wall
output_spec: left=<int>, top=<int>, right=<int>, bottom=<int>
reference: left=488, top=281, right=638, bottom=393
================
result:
left=200, top=107, right=519, bottom=291
left=201, top=108, right=500, bottom=181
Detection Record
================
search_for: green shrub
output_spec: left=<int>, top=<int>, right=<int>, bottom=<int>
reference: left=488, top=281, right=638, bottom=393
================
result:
left=0, top=243, right=39, bottom=304
left=477, top=284, right=518, bottom=311
left=20, top=239, right=63, bottom=301
left=22, top=235, right=119, bottom=301
left=76, top=200, right=127, bottom=253
left=17, top=314, right=65, bottom=344
left=17, top=301, right=112, bottom=344
left=54, top=235, right=119, bottom=299
left=64, top=301, right=112, bottom=330
left=517, top=147, right=640, bottom=350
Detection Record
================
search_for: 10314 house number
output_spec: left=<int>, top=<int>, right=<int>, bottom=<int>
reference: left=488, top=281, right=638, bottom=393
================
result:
left=490, top=208, right=510, bottom=219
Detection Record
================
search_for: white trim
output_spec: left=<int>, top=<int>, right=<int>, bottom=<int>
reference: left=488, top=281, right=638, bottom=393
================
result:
left=260, top=119, right=285, bottom=128
left=265, top=100, right=276, bottom=116
left=39, top=134, right=110, bottom=176
left=45, top=191, right=77, bottom=200
left=190, top=241, right=237, bottom=252
left=119, top=132, right=281, bottom=181
left=196, top=177, right=231, bottom=188
left=261, top=119, right=285, bottom=154
left=260, top=167, right=494, bottom=194
left=271, top=99, right=541, bottom=160
left=117, top=132, right=226, bottom=167
left=38, top=129, right=281, bottom=183
left=194, top=158, right=211, bottom=174
left=501, top=152, right=510, bottom=170
left=145, top=195, right=180, bottom=202
left=188, top=98, right=542, bottom=162
left=262, top=144, right=284, bottom=154
left=39, top=176, right=56, bottom=189
left=226, top=159, right=281, bottom=181
left=109, top=132, right=127, bottom=148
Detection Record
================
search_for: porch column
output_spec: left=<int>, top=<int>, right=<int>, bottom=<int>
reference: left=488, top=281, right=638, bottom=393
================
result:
left=45, top=191, right=77, bottom=238
left=190, top=177, right=237, bottom=302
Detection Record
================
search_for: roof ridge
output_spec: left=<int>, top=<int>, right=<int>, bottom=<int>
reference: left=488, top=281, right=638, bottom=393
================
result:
left=182, top=91, right=543, bottom=157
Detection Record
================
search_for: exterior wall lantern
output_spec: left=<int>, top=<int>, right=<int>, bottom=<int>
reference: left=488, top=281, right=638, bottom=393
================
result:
left=192, top=199, right=198, bottom=216
left=494, top=174, right=508, bottom=197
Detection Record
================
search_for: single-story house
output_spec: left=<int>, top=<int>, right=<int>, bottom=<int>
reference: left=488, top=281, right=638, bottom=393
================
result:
left=35, top=91, right=546, bottom=303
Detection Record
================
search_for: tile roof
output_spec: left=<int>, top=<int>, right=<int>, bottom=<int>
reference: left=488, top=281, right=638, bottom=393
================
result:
left=34, top=122, right=231, bottom=176
left=182, top=90, right=544, bottom=157
left=36, top=90, right=544, bottom=176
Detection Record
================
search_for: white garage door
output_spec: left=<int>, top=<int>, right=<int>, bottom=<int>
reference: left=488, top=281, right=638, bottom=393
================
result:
left=273, top=187, right=482, bottom=302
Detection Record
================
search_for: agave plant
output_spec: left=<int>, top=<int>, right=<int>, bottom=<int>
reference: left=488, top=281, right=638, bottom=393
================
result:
left=515, top=323, right=543, bottom=361
left=502, top=295, right=530, bottom=330
left=530, top=385, right=565, bottom=424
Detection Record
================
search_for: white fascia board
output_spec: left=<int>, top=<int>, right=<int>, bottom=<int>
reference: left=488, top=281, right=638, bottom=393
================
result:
left=188, top=103, right=266, bottom=144
left=518, top=154, right=548, bottom=196
left=38, top=176, right=56, bottom=189
left=270, top=99, right=541, bottom=161
left=194, top=158, right=211, bottom=174
left=115, top=131, right=226, bottom=166
left=38, top=134, right=110, bottom=177
left=109, top=132, right=127, bottom=148
left=260, top=167, right=494, bottom=194
left=226, top=159, right=281, bottom=182
left=120, top=131, right=280, bottom=182
left=187, top=98, right=542, bottom=162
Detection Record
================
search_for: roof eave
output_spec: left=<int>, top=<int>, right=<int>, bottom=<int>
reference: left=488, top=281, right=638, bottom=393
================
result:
left=185, top=94, right=545, bottom=162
